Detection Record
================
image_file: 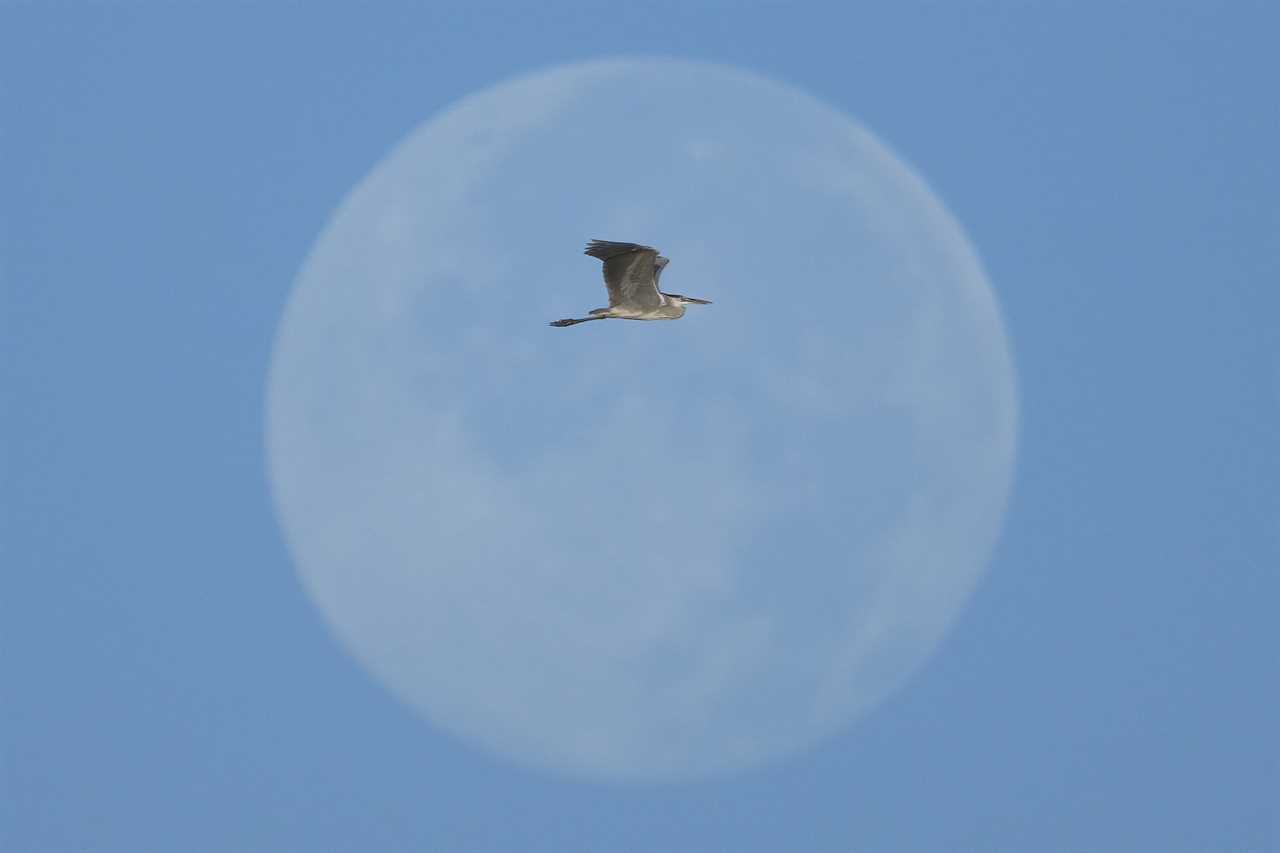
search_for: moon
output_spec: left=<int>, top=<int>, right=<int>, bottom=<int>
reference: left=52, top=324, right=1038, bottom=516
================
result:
left=266, top=58, right=1018, bottom=781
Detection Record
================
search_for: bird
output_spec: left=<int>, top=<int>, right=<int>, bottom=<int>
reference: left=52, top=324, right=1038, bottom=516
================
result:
left=549, top=240, right=712, bottom=327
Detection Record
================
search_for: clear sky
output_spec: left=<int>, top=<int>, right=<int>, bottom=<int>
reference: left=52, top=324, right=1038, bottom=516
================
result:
left=3, top=4, right=1277, bottom=852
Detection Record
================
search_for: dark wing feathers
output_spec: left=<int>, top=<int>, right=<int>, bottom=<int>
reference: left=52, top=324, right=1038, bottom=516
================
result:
left=584, top=239, right=664, bottom=309
left=583, top=239, right=657, bottom=261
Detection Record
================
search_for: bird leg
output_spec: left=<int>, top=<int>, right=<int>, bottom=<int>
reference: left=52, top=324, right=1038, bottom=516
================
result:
left=549, top=316, right=607, bottom=327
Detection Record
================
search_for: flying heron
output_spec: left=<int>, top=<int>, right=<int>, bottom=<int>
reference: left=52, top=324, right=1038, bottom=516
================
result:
left=549, top=240, right=712, bottom=327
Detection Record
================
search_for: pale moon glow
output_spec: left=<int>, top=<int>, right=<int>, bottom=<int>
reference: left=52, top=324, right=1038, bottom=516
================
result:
left=266, top=58, right=1018, bottom=781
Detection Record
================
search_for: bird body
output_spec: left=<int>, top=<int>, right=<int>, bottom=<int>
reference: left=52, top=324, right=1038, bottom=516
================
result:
left=549, top=240, right=711, bottom=327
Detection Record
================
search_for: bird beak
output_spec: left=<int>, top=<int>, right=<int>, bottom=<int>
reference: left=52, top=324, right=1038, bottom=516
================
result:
left=684, top=296, right=712, bottom=305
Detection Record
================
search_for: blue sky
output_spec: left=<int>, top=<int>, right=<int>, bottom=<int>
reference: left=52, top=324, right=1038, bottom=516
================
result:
left=3, top=4, right=1277, bottom=852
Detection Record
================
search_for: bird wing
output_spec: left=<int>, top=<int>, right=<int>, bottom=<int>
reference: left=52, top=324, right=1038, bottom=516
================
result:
left=584, top=240, right=664, bottom=309
left=654, top=255, right=670, bottom=288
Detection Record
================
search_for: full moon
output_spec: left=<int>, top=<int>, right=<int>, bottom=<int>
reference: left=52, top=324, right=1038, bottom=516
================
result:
left=267, top=58, right=1017, bottom=781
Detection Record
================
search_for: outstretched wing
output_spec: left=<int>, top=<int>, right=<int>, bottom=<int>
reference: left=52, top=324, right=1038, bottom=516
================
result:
left=584, top=240, right=664, bottom=309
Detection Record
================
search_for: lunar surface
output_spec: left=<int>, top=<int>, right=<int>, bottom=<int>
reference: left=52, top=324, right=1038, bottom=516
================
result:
left=267, top=58, right=1018, bottom=781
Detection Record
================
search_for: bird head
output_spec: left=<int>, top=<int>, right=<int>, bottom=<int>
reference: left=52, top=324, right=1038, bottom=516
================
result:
left=669, top=294, right=712, bottom=306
